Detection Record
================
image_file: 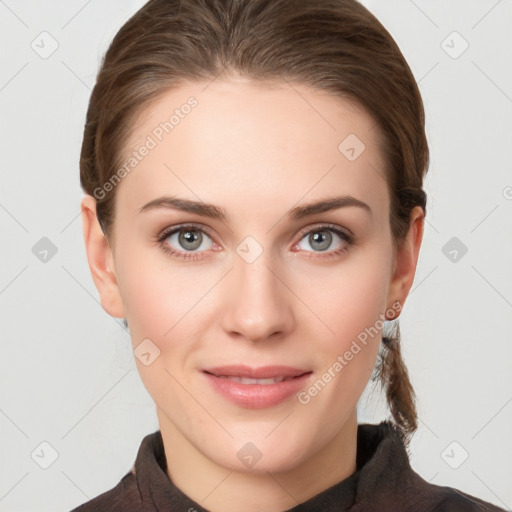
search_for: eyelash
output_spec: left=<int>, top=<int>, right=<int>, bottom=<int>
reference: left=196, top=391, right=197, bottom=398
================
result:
left=155, top=223, right=354, bottom=261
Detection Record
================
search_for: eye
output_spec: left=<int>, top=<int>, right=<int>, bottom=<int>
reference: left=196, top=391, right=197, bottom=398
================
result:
left=293, top=224, right=353, bottom=257
left=157, top=224, right=217, bottom=261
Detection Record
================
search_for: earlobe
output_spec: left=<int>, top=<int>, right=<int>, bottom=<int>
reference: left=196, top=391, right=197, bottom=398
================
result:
left=81, top=195, right=126, bottom=319
left=386, top=206, right=425, bottom=315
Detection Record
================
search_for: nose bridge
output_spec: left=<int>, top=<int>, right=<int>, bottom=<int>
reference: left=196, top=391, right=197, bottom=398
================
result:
left=222, top=239, right=293, bottom=341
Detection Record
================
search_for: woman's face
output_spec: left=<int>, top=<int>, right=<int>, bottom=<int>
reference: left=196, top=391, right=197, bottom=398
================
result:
left=83, top=77, right=423, bottom=473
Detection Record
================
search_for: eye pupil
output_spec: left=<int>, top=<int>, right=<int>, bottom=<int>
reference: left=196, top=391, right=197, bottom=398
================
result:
left=179, top=230, right=202, bottom=250
left=310, top=231, right=332, bottom=251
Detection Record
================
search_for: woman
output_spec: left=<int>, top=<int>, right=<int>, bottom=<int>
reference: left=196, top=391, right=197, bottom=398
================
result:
left=73, top=0, right=505, bottom=510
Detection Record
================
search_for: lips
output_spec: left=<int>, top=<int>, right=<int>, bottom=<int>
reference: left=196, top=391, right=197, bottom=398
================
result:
left=217, top=375, right=294, bottom=385
left=203, top=365, right=310, bottom=379
left=202, top=365, right=313, bottom=409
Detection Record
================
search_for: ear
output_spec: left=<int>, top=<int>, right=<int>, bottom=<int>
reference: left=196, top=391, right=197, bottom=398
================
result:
left=386, top=206, right=425, bottom=317
left=81, top=195, right=126, bottom=319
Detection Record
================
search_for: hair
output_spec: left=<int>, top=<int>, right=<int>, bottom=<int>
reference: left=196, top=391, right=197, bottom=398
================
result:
left=80, top=0, right=429, bottom=446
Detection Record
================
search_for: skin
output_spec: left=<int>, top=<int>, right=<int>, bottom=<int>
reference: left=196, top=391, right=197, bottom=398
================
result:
left=81, top=75, right=424, bottom=512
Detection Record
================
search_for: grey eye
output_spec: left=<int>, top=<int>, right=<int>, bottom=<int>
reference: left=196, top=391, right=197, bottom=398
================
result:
left=178, top=230, right=203, bottom=250
left=163, top=228, right=214, bottom=253
left=308, top=231, right=332, bottom=251
left=296, top=228, right=349, bottom=254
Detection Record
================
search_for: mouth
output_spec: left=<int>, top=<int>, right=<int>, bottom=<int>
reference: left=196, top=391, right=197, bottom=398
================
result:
left=203, top=364, right=311, bottom=378
left=202, top=365, right=313, bottom=409
left=209, top=375, right=301, bottom=384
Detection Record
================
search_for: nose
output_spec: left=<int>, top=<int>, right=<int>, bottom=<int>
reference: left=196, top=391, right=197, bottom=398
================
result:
left=221, top=249, right=295, bottom=343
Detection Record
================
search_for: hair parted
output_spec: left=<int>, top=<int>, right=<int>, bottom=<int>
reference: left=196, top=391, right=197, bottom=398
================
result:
left=80, top=0, right=429, bottom=445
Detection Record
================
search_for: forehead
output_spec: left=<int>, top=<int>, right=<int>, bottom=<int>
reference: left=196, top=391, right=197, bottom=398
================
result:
left=115, top=78, right=388, bottom=222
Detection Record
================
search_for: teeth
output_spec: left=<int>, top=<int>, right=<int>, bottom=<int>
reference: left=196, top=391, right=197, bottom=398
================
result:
left=220, top=376, right=294, bottom=384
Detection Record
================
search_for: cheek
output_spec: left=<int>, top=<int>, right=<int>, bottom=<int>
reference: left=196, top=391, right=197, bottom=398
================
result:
left=295, top=241, right=392, bottom=404
left=115, top=249, right=216, bottom=380
left=115, top=239, right=202, bottom=333
left=302, top=244, right=392, bottom=344
left=116, top=257, right=208, bottom=408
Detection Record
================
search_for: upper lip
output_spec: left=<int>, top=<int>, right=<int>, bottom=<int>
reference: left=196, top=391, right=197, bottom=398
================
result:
left=203, top=365, right=311, bottom=379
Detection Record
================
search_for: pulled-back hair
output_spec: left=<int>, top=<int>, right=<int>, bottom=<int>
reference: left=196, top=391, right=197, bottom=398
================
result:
left=80, top=0, right=429, bottom=445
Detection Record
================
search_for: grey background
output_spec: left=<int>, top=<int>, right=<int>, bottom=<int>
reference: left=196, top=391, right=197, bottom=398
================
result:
left=1, top=0, right=511, bottom=511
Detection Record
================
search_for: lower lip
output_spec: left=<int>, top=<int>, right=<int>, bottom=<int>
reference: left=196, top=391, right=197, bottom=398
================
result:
left=203, top=371, right=312, bottom=409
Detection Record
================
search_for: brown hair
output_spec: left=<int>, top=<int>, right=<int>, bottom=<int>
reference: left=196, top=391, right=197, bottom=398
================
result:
left=80, top=0, right=428, bottom=445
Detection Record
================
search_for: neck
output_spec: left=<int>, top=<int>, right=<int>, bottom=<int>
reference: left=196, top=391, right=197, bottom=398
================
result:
left=157, top=408, right=358, bottom=512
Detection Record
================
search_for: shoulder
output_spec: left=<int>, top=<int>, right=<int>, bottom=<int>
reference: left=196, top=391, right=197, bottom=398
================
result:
left=69, top=469, right=142, bottom=512
left=408, top=479, right=507, bottom=512
left=354, top=422, right=506, bottom=512
left=431, top=487, right=506, bottom=512
left=69, top=430, right=165, bottom=512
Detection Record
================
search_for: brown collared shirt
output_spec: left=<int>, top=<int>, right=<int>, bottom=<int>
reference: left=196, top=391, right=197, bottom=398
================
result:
left=70, top=421, right=506, bottom=511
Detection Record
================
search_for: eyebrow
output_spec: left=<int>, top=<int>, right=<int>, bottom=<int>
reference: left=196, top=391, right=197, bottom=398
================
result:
left=138, top=195, right=372, bottom=221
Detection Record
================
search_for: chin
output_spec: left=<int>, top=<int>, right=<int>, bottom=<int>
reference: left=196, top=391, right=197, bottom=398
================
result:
left=204, top=431, right=312, bottom=474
